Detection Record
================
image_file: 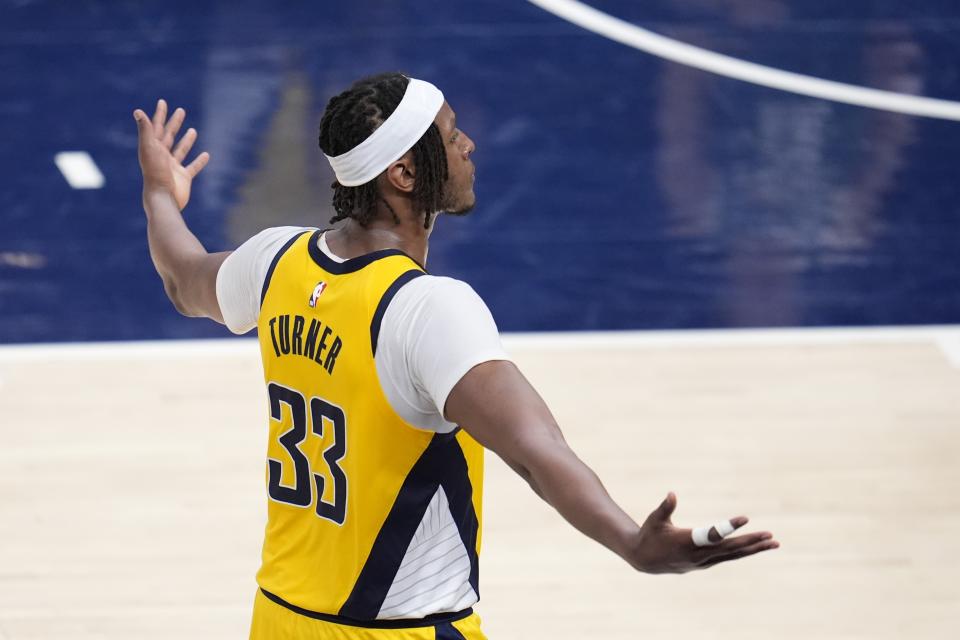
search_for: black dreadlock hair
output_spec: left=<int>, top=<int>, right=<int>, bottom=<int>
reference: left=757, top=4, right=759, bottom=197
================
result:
left=318, top=73, right=448, bottom=229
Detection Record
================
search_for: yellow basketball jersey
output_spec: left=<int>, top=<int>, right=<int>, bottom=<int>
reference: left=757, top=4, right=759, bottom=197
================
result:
left=254, top=230, right=484, bottom=626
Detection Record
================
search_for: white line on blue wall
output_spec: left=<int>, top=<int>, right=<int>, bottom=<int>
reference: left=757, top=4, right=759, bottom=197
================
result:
left=527, top=0, right=960, bottom=121
left=54, top=151, right=105, bottom=189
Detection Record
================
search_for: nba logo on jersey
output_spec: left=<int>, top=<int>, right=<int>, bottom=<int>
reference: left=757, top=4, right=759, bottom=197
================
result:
left=308, top=281, right=327, bottom=307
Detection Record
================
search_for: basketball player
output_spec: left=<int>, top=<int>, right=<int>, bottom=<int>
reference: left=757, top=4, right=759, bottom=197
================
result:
left=134, top=73, right=778, bottom=639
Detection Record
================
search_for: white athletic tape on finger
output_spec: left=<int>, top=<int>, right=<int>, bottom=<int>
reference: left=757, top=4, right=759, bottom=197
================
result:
left=692, top=520, right=735, bottom=547
left=325, top=78, right=444, bottom=187
left=691, top=527, right=713, bottom=547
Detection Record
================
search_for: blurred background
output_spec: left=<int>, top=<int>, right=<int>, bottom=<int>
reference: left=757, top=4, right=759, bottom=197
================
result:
left=3, top=0, right=959, bottom=344
left=3, top=3, right=960, bottom=639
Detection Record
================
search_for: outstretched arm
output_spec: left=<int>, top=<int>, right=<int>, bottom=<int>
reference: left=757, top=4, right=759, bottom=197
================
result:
left=134, top=99, right=228, bottom=321
left=445, top=360, right=779, bottom=574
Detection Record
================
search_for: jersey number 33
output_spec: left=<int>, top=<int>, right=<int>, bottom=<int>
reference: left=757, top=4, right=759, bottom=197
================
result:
left=266, top=381, right=348, bottom=525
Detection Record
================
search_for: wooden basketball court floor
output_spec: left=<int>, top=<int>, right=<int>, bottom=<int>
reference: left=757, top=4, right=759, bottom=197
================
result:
left=1, top=326, right=958, bottom=639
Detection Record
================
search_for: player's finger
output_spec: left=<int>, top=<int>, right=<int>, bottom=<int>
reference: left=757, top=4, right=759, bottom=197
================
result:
left=133, top=109, right=153, bottom=138
left=163, top=107, right=186, bottom=150
left=708, top=516, right=748, bottom=543
left=186, top=151, right=210, bottom=177
left=651, top=492, right=677, bottom=523
left=152, top=99, right=167, bottom=137
left=173, top=128, right=197, bottom=162
left=698, top=539, right=779, bottom=568
left=701, top=531, right=773, bottom=559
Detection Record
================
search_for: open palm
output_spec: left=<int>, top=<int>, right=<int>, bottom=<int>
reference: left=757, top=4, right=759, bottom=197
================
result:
left=134, top=99, right=209, bottom=210
left=628, top=492, right=778, bottom=574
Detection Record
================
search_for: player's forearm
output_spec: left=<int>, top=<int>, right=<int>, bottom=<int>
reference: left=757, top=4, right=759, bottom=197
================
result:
left=142, top=187, right=209, bottom=315
left=513, top=431, right=641, bottom=565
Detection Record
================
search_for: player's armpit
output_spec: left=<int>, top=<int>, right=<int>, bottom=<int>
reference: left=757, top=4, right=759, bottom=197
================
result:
left=444, top=360, right=564, bottom=473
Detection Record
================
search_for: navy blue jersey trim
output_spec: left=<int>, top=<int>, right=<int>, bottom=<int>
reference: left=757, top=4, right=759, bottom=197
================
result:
left=260, top=589, right=471, bottom=629
left=436, top=621, right=469, bottom=640
left=440, top=439, right=481, bottom=597
left=339, top=433, right=480, bottom=620
left=370, top=269, right=425, bottom=357
left=306, top=230, right=427, bottom=275
left=259, top=230, right=311, bottom=308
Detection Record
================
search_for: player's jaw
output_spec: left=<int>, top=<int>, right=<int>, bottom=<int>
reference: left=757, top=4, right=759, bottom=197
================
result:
left=441, top=133, right=477, bottom=216
left=441, top=164, right=476, bottom=216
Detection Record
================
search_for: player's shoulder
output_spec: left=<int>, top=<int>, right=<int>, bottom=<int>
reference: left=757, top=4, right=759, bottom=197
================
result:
left=219, top=226, right=315, bottom=290
left=391, top=274, right=490, bottom=318
left=224, top=226, right=316, bottom=274
left=401, top=274, right=482, bottom=302
left=242, top=225, right=315, bottom=252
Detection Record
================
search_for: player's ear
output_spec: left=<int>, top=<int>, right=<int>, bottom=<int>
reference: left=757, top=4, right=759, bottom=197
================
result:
left=384, top=152, right=416, bottom=194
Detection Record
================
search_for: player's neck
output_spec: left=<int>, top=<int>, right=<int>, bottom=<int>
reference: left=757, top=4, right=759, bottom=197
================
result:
left=326, top=201, right=434, bottom=266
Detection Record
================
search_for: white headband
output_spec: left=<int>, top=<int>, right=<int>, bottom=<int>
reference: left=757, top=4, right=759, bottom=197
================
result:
left=325, top=78, right=445, bottom=187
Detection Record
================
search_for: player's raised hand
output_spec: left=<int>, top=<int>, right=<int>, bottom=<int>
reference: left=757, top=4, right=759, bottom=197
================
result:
left=625, top=492, right=778, bottom=574
left=134, top=99, right=210, bottom=210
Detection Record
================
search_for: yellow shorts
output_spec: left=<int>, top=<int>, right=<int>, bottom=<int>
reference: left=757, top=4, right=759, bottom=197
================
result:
left=249, top=589, right=487, bottom=640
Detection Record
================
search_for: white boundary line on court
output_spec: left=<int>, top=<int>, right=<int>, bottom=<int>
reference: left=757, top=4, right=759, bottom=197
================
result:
left=503, top=325, right=960, bottom=351
left=1, top=325, right=959, bottom=368
left=527, top=0, right=960, bottom=121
